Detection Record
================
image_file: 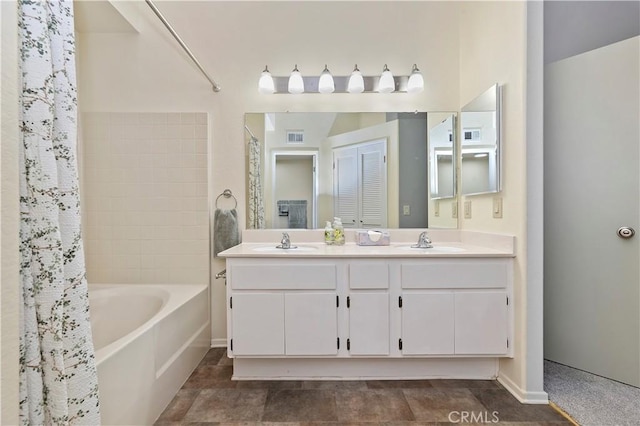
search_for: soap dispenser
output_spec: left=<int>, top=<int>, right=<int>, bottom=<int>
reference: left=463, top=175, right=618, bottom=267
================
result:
left=324, top=221, right=334, bottom=245
left=332, top=217, right=345, bottom=245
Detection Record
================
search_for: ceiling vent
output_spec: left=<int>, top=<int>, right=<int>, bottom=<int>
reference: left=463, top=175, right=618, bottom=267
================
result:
left=286, top=130, right=305, bottom=144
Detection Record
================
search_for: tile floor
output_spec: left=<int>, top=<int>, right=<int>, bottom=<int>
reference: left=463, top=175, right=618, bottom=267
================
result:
left=155, top=348, right=572, bottom=425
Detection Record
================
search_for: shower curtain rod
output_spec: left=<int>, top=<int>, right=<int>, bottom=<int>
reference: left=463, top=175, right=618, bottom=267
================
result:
left=145, top=0, right=221, bottom=92
left=244, top=125, right=257, bottom=140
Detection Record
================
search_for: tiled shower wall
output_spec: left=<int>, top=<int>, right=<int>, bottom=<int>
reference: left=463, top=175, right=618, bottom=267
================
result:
left=81, top=112, right=209, bottom=284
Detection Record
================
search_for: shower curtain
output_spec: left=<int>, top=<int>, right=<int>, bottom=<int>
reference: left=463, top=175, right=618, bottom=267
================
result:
left=248, top=137, right=265, bottom=228
left=18, top=0, right=101, bottom=424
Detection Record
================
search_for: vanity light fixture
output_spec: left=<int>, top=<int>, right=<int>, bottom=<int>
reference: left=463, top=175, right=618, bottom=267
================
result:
left=378, top=64, right=395, bottom=93
left=288, top=64, right=305, bottom=94
left=407, top=64, right=424, bottom=94
left=347, top=64, right=365, bottom=94
left=259, top=64, right=424, bottom=94
left=318, top=65, right=335, bottom=94
left=258, top=65, right=275, bottom=94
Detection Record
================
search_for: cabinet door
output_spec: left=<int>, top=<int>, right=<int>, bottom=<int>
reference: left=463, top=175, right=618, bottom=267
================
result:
left=455, top=291, right=508, bottom=355
left=231, top=293, right=284, bottom=355
left=349, top=292, right=390, bottom=355
left=285, top=293, right=338, bottom=355
left=401, top=292, right=454, bottom=355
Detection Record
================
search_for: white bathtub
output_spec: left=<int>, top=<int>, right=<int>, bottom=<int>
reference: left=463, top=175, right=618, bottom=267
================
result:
left=90, top=284, right=210, bottom=425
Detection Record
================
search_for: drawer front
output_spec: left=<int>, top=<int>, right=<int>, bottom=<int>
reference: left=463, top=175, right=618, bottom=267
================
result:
left=349, top=262, right=389, bottom=289
left=231, top=263, right=337, bottom=290
left=401, top=259, right=509, bottom=289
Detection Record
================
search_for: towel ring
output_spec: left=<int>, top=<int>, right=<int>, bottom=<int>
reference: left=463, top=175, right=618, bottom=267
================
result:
left=215, top=189, right=237, bottom=209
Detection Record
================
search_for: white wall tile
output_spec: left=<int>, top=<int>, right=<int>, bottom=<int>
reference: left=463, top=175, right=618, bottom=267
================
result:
left=83, top=112, right=209, bottom=285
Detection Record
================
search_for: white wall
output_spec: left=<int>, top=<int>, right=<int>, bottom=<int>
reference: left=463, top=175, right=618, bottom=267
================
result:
left=458, top=1, right=534, bottom=400
left=76, top=0, right=461, bottom=345
left=1, top=0, right=20, bottom=422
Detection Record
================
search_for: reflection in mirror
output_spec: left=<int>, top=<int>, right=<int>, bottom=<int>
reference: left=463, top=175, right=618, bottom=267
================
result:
left=460, top=84, right=502, bottom=195
left=427, top=113, right=458, bottom=229
left=245, top=112, right=459, bottom=230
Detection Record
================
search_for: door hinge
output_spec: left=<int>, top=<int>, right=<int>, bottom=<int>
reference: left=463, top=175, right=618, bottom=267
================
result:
left=229, top=297, right=232, bottom=309
left=384, top=155, right=387, bottom=163
left=337, top=337, right=340, bottom=350
left=399, top=338, right=403, bottom=350
left=347, top=296, right=351, bottom=308
left=347, top=338, right=351, bottom=351
left=507, top=339, right=509, bottom=349
left=230, top=339, right=233, bottom=351
left=506, top=296, right=509, bottom=306
left=336, top=295, right=339, bottom=307
left=398, top=296, right=403, bottom=308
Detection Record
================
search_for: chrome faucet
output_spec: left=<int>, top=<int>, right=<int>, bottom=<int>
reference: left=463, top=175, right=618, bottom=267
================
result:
left=412, top=231, right=433, bottom=248
left=277, top=232, right=292, bottom=249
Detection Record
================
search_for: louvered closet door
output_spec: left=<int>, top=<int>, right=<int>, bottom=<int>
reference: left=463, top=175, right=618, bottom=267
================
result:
left=333, top=148, right=358, bottom=227
left=358, top=139, right=387, bottom=228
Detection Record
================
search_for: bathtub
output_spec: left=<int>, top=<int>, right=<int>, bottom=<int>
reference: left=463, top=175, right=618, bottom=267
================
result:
left=90, top=284, right=210, bottom=425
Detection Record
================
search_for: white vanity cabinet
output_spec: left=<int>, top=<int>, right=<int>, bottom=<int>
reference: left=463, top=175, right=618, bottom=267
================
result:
left=399, top=259, right=511, bottom=356
left=228, top=261, right=339, bottom=357
left=222, top=243, right=514, bottom=380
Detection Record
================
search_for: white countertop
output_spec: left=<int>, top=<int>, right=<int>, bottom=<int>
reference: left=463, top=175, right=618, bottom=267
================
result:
left=218, top=230, right=515, bottom=258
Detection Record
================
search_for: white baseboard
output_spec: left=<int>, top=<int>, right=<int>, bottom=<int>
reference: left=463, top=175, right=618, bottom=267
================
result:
left=498, top=372, right=548, bottom=404
left=210, top=338, right=227, bottom=348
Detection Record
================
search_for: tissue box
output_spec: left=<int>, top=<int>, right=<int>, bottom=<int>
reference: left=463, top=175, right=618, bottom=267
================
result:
left=355, top=230, right=391, bottom=246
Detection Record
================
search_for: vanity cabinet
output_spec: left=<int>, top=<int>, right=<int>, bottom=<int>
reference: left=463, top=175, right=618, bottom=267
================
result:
left=347, top=262, right=390, bottom=355
left=224, top=252, right=513, bottom=379
left=228, top=261, right=338, bottom=357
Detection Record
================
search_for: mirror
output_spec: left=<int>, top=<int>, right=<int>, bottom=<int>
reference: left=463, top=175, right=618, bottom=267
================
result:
left=460, top=83, right=502, bottom=195
left=245, top=112, right=459, bottom=230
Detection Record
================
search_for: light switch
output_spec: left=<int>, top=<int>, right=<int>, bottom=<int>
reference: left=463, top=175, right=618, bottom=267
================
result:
left=464, top=200, right=472, bottom=219
left=403, top=205, right=411, bottom=216
left=451, top=201, right=458, bottom=218
left=493, top=197, right=503, bottom=218
left=434, top=201, right=440, bottom=217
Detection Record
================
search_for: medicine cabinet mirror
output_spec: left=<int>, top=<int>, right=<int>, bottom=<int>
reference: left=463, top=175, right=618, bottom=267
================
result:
left=244, top=112, right=459, bottom=230
left=460, top=83, right=502, bottom=195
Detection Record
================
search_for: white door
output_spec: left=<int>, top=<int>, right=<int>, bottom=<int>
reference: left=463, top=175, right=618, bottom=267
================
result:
left=348, top=292, right=390, bottom=355
left=401, top=292, right=454, bottom=355
left=455, top=291, right=508, bottom=355
left=333, top=139, right=387, bottom=228
left=284, top=293, right=338, bottom=355
left=545, top=37, right=640, bottom=386
left=231, top=293, right=285, bottom=355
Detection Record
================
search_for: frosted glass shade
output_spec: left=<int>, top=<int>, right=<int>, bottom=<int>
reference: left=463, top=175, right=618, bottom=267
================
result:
left=318, top=65, right=335, bottom=94
left=288, top=65, right=304, bottom=94
left=347, top=66, right=364, bottom=93
left=407, top=64, right=424, bottom=94
left=258, top=67, right=275, bottom=94
left=378, top=64, right=395, bottom=93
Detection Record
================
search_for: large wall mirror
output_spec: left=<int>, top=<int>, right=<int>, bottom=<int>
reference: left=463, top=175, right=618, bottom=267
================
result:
left=245, top=112, right=459, bottom=230
left=460, top=83, right=502, bottom=195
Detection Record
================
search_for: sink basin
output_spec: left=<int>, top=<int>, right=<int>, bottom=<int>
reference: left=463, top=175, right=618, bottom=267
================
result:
left=251, top=245, right=318, bottom=252
left=394, top=245, right=466, bottom=253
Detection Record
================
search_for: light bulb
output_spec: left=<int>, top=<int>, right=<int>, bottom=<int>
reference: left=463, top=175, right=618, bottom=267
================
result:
left=407, top=64, right=424, bottom=94
left=318, top=65, right=335, bottom=94
left=378, top=64, right=395, bottom=93
left=347, top=64, right=365, bottom=94
left=258, top=66, right=275, bottom=94
left=288, top=64, right=304, bottom=94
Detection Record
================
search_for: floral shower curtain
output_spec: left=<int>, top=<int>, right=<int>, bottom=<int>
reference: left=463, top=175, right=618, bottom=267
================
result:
left=248, top=137, right=265, bottom=228
left=18, top=1, right=101, bottom=424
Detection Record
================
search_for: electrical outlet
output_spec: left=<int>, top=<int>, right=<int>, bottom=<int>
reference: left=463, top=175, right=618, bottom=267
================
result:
left=464, top=200, right=472, bottom=219
left=403, top=205, right=411, bottom=216
left=434, top=201, right=440, bottom=217
left=493, top=197, right=503, bottom=218
left=451, top=201, right=458, bottom=218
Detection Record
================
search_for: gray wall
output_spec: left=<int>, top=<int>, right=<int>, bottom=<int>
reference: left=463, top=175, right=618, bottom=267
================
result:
left=544, top=0, right=640, bottom=64
left=388, top=113, right=429, bottom=228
